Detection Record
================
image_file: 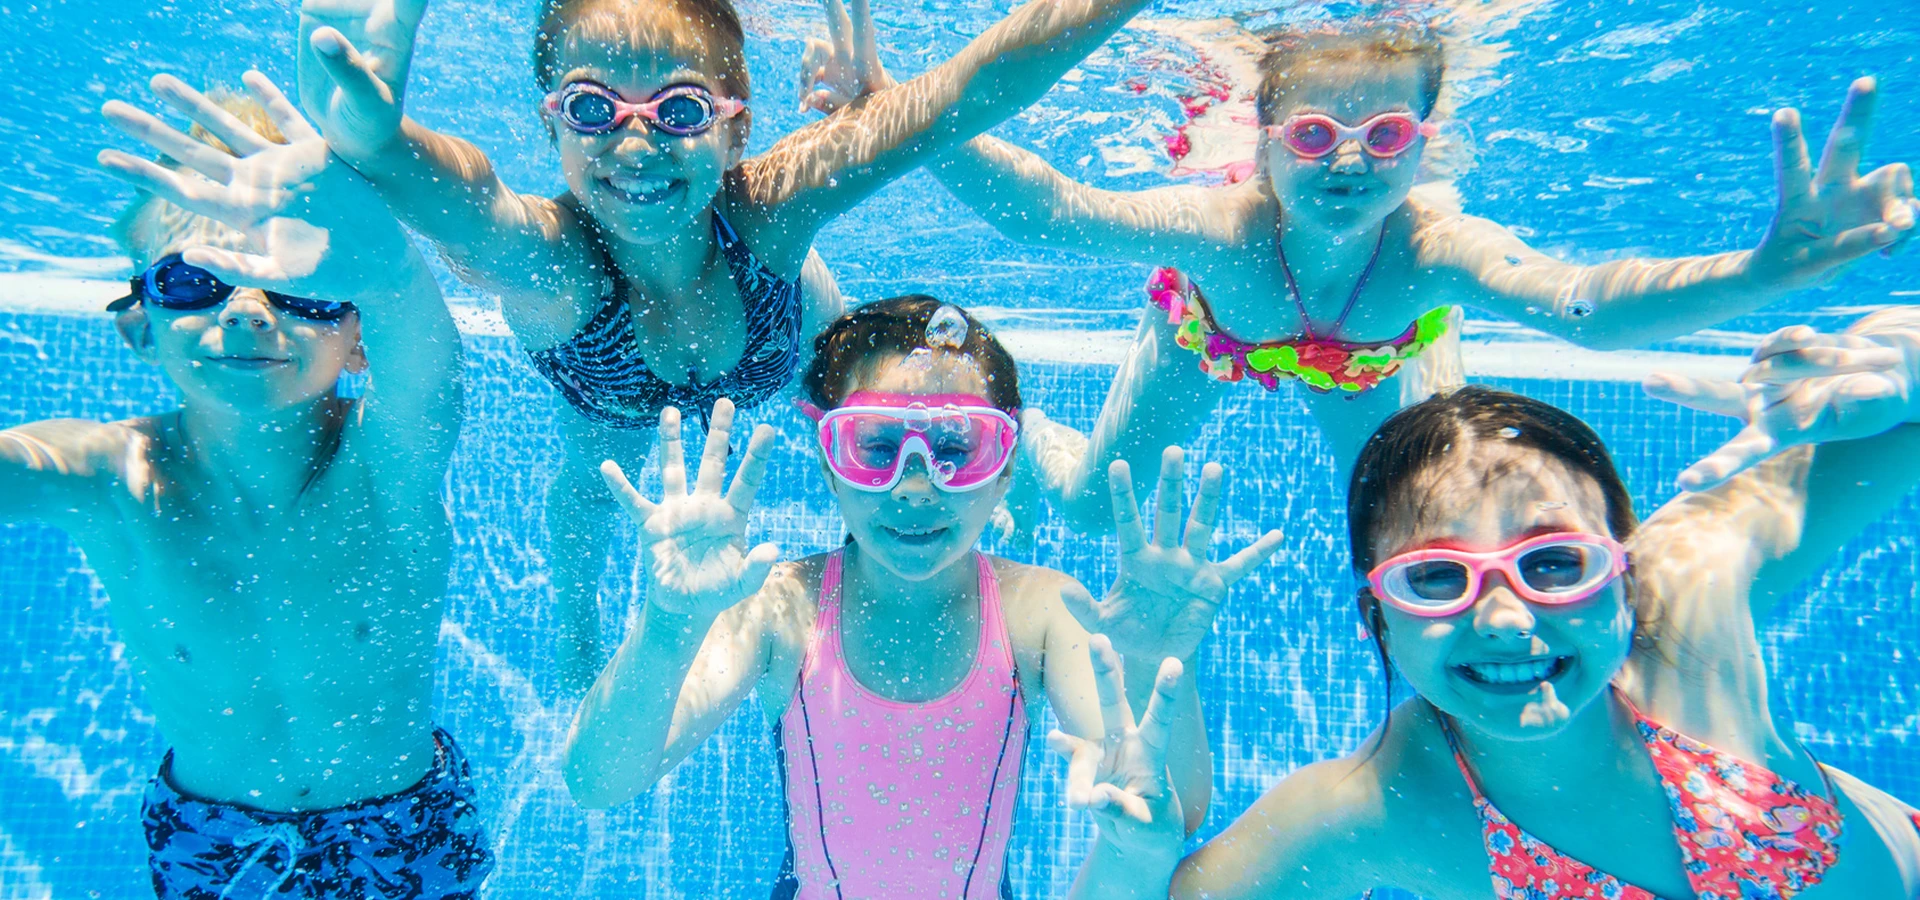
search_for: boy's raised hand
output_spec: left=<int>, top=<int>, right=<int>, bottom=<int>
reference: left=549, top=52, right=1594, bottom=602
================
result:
left=297, top=0, right=428, bottom=164
left=97, top=71, right=402, bottom=302
left=600, top=399, right=782, bottom=621
left=1752, top=77, right=1917, bottom=288
left=1048, top=636, right=1188, bottom=860
left=1063, top=447, right=1283, bottom=663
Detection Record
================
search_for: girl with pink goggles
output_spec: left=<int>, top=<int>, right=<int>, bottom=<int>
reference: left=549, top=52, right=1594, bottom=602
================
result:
left=1267, top=111, right=1439, bottom=159
left=1367, top=531, right=1628, bottom=617
left=801, top=392, right=1019, bottom=492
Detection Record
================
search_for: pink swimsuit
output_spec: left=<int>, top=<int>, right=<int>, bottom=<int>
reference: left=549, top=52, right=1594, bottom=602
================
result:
left=1441, top=695, right=1843, bottom=900
left=774, top=551, right=1027, bottom=900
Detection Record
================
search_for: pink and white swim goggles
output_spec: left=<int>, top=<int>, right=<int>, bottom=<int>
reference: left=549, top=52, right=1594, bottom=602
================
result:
left=1367, top=532, right=1628, bottom=617
left=1268, top=111, right=1438, bottom=159
left=801, top=391, right=1019, bottom=493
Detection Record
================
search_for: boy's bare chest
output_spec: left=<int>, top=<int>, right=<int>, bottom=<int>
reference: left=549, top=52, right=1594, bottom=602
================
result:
left=79, top=481, right=447, bottom=689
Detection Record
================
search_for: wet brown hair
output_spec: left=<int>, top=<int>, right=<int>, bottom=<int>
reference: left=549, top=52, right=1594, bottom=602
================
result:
left=1254, top=18, right=1446, bottom=126
left=533, top=0, right=751, bottom=102
left=802, top=294, right=1022, bottom=415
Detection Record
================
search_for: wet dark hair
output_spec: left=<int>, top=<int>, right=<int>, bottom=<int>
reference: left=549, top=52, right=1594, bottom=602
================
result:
left=1254, top=17, right=1446, bottom=126
left=1345, top=386, right=1638, bottom=720
left=802, top=294, right=1022, bottom=415
left=533, top=0, right=751, bottom=101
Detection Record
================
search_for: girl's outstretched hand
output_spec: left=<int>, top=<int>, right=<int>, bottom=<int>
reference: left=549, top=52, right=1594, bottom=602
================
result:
left=1646, top=322, right=1915, bottom=491
left=296, top=0, right=427, bottom=164
left=1066, top=447, right=1283, bottom=663
left=1751, top=77, right=1917, bottom=288
left=1048, top=636, right=1188, bottom=861
left=601, top=399, right=782, bottom=620
left=96, top=71, right=399, bottom=300
left=798, top=0, right=895, bottom=115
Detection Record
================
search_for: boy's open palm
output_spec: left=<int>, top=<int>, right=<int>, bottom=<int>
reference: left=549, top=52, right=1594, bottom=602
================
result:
left=97, top=71, right=399, bottom=302
left=600, top=399, right=781, bottom=620
left=297, top=0, right=427, bottom=163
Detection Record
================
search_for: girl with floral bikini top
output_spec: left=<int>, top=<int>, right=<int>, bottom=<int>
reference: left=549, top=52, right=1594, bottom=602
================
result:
left=802, top=8, right=1919, bottom=534
left=1051, top=311, right=1920, bottom=899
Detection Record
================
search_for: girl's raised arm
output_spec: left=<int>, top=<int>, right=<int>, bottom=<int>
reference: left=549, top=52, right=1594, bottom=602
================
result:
left=296, top=0, right=595, bottom=332
left=1638, top=307, right=1920, bottom=618
left=562, top=400, right=789, bottom=809
left=1435, top=78, right=1914, bottom=350
left=741, top=0, right=1160, bottom=259
left=795, top=0, right=1219, bottom=266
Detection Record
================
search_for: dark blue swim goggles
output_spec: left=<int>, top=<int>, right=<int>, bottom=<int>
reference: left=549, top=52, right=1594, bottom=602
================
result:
left=108, top=253, right=355, bottom=322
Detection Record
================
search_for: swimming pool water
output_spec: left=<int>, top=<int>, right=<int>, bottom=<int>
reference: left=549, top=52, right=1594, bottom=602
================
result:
left=1, top=0, right=1917, bottom=896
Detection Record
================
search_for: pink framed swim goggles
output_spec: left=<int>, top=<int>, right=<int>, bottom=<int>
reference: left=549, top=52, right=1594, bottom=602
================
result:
left=801, top=392, right=1019, bottom=493
left=542, top=81, right=746, bottom=137
left=1267, top=111, right=1438, bottom=159
left=1367, top=532, right=1628, bottom=617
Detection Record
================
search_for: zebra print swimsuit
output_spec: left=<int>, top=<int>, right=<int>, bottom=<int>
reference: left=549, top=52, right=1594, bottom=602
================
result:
left=528, top=211, right=804, bottom=429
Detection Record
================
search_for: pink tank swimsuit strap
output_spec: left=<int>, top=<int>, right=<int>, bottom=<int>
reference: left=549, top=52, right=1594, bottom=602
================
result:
left=776, top=551, right=1027, bottom=900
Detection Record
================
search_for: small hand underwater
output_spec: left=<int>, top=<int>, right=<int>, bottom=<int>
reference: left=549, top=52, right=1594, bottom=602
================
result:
left=1, top=0, right=1917, bottom=897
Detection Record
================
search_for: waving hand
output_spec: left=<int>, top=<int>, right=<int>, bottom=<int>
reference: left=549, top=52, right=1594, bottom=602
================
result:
left=297, top=0, right=428, bottom=164
left=798, top=0, right=894, bottom=115
left=1063, top=447, right=1283, bottom=663
left=97, top=71, right=401, bottom=300
left=1049, top=636, right=1189, bottom=860
left=1751, top=78, right=1917, bottom=288
left=1646, top=323, right=1915, bottom=490
left=601, top=399, right=782, bottom=619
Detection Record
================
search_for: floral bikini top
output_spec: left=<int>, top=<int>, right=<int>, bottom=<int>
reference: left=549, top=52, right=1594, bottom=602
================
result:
left=1440, top=697, right=1844, bottom=900
left=1147, top=224, right=1451, bottom=394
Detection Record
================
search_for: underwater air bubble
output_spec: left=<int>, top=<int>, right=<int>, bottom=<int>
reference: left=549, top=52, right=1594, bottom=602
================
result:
left=925, top=304, right=969, bottom=349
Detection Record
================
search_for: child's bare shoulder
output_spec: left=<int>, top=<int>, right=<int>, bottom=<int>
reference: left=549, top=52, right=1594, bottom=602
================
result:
left=1, top=416, right=166, bottom=521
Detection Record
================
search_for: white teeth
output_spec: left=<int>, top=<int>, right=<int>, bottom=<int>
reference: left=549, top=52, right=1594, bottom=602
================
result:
left=605, top=174, right=674, bottom=199
left=1465, top=658, right=1560, bottom=685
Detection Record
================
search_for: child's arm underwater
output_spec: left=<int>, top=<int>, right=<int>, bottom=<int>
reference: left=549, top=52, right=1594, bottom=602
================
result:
left=97, top=71, right=463, bottom=466
left=294, top=0, right=596, bottom=340
left=1041, top=447, right=1284, bottom=832
left=736, top=0, right=1167, bottom=268
left=1433, top=80, right=1913, bottom=350
left=796, top=0, right=1222, bottom=268
left=563, top=400, right=787, bottom=809
left=1640, top=306, right=1920, bottom=617
left=808, top=21, right=1916, bottom=351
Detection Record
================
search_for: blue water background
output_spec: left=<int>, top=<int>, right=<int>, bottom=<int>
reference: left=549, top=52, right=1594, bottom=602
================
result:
left=1, top=0, right=1917, bottom=896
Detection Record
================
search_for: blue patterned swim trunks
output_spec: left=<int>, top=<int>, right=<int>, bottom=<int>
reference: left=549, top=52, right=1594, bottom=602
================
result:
left=142, top=727, right=492, bottom=899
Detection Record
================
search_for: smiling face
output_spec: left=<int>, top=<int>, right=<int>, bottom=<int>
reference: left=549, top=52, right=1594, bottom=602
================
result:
left=1367, top=436, right=1636, bottom=741
left=1263, top=59, right=1429, bottom=230
left=118, top=234, right=365, bottom=414
left=823, top=352, right=1014, bottom=583
left=548, top=16, right=748, bottom=245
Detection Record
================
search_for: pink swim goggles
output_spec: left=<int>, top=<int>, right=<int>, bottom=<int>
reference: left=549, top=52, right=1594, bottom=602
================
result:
left=802, top=392, right=1019, bottom=493
left=1267, top=111, right=1437, bottom=159
left=1367, top=532, right=1628, bottom=617
left=543, top=80, right=746, bottom=137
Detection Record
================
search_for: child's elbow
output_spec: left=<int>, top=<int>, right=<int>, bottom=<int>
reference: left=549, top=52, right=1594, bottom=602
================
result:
left=560, top=744, right=644, bottom=810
